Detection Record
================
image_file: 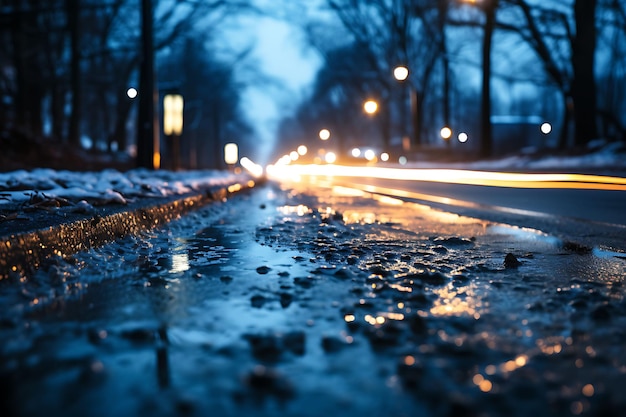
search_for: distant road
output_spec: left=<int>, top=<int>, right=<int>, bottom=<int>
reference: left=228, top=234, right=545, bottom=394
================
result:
left=269, top=164, right=626, bottom=251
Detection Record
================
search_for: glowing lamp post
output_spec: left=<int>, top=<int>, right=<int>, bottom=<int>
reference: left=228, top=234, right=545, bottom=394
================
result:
left=163, top=94, right=183, bottom=170
left=394, top=66, right=411, bottom=149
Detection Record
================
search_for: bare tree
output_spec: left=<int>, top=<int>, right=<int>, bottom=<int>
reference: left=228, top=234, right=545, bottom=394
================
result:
left=499, top=0, right=601, bottom=149
left=0, top=0, right=256, bottom=167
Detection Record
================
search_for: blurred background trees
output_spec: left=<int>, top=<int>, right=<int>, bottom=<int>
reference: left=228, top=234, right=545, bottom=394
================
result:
left=0, top=0, right=624, bottom=170
left=0, top=0, right=254, bottom=170
left=277, top=0, right=626, bottom=161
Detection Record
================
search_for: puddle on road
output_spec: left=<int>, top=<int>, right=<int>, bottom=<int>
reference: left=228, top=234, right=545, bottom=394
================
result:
left=1, top=183, right=626, bottom=417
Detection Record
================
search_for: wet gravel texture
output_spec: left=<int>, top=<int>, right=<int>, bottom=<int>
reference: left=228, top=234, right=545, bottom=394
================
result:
left=1, top=182, right=626, bottom=417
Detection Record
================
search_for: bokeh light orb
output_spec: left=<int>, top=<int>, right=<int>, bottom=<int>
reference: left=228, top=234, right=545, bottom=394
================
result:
left=541, top=122, right=552, bottom=134
left=319, top=129, right=331, bottom=140
left=380, top=152, right=390, bottom=162
left=393, top=66, right=409, bottom=81
left=458, top=132, right=469, bottom=143
left=351, top=148, right=361, bottom=158
left=126, top=87, right=138, bottom=99
left=325, top=151, right=337, bottom=164
left=297, top=145, right=308, bottom=155
left=363, top=100, right=378, bottom=115
left=440, top=126, right=452, bottom=140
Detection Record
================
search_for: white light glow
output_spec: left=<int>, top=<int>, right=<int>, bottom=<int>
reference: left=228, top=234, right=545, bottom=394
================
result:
left=351, top=148, right=361, bottom=158
left=380, top=152, right=390, bottom=162
left=458, top=132, right=469, bottom=143
left=319, top=129, right=331, bottom=140
left=126, top=87, right=138, bottom=99
left=163, top=94, right=184, bottom=136
left=393, top=66, right=409, bottom=81
left=325, top=152, right=337, bottom=164
left=363, top=100, right=378, bottom=115
left=541, top=122, right=552, bottom=134
left=224, top=143, right=238, bottom=165
left=364, top=149, right=376, bottom=161
left=440, top=127, right=452, bottom=140
left=297, top=145, right=308, bottom=155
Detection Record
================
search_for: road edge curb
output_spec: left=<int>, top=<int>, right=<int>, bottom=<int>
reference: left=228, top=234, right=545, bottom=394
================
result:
left=0, top=178, right=263, bottom=280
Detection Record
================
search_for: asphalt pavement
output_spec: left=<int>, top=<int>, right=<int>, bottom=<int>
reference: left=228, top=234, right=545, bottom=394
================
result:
left=2, top=180, right=626, bottom=417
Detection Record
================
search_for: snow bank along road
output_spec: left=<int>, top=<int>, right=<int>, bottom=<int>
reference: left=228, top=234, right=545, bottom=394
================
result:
left=0, top=169, right=260, bottom=280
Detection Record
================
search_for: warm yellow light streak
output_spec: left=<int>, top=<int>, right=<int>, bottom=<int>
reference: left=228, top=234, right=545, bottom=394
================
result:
left=267, top=164, right=626, bottom=191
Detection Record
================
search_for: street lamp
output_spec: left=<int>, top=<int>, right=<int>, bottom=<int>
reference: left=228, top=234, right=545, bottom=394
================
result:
left=127, top=87, right=138, bottom=99
left=393, top=66, right=409, bottom=82
left=540, top=122, right=552, bottom=135
left=394, top=66, right=412, bottom=150
left=440, top=126, right=452, bottom=141
left=163, top=93, right=184, bottom=170
left=363, top=100, right=378, bottom=115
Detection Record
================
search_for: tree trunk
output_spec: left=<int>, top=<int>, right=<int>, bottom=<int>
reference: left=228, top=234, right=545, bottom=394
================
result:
left=51, top=85, right=65, bottom=141
left=480, top=0, right=497, bottom=158
left=12, top=1, right=30, bottom=134
left=67, top=0, right=81, bottom=147
left=410, top=89, right=422, bottom=147
left=558, top=93, right=572, bottom=150
left=571, top=0, right=598, bottom=147
left=438, top=0, right=450, bottom=129
left=137, top=0, right=158, bottom=169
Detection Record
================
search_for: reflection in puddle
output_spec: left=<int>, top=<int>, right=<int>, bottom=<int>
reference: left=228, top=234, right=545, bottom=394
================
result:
left=430, top=284, right=482, bottom=319
left=277, top=204, right=311, bottom=216
left=343, top=211, right=378, bottom=225
left=170, top=251, right=190, bottom=274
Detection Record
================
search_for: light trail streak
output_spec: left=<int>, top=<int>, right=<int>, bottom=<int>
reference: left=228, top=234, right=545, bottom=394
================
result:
left=340, top=182, right=555, bottom=220
left=267, top=164, right=626, bottom=191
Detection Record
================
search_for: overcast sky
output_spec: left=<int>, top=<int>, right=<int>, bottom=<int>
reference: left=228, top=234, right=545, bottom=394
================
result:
left=221, top=3, right=325, bottom=163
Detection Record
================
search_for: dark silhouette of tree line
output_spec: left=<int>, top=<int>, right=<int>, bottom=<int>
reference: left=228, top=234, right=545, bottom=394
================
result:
left=0, top=0, right=255, bottom=170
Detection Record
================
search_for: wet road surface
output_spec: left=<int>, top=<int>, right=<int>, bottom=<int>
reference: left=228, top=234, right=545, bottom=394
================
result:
left=1, top=182, right=626, bottom=417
